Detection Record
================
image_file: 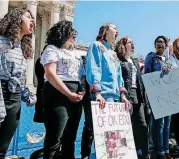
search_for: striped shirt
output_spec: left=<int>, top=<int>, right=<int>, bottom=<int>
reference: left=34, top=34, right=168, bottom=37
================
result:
left=0, top=36, right=27, bottom=122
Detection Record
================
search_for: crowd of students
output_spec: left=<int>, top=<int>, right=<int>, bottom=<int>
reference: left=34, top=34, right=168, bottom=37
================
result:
left=0, top=8, right=179, bottom=159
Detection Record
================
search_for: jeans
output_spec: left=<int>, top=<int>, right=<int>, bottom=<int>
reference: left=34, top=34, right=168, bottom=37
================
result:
left=152, top=115, right=171, bottom=155
left=105, top=98, right=118, bottom=102
left=42, top=82, right=82, bottom=159
left=149, top=112, right=154, bottom=147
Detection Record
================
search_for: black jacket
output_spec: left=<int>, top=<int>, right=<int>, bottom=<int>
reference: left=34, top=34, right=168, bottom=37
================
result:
left=81, top=55, right=90, bottom=95
left=34, top=57, right=45, bottom=123
left=120, top=58, right=146, bottom=104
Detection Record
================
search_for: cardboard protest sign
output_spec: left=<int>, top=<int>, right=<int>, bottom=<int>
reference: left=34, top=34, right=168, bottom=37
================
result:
left=91, top=101, right=137, bottom=159
left=142, top=68, right=179, bottom=119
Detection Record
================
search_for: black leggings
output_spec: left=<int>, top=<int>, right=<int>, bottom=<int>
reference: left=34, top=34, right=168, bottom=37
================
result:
left=42, top=82, right=82, bottom=159
left=171, top=113, right=179, bottom=145
left=0, top=81, right=21, bottom=159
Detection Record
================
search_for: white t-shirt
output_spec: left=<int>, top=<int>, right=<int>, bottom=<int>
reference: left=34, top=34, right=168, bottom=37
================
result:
left=41, top=45, right=86, bottom=82
left=159, top=55, right=166, bottom=62
left=131, top=64, right=137, bottom=88
left=126, top=58, right=137, bottom=88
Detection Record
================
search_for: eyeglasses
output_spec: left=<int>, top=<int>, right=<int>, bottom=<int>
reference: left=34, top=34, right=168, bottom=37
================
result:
left=156, top=40, right=165, bottom=44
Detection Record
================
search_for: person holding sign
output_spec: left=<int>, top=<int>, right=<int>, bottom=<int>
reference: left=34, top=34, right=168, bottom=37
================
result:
left=145, top=36, right=172, bottom=159
left=115, top=36, right=150, bottom=159
left=41, top=20, right=85, bottom=159
left=86, top=23, right=131, bottom=108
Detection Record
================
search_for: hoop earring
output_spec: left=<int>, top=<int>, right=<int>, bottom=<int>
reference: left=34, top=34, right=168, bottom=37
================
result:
left=69, top=44, right=74, bottom=51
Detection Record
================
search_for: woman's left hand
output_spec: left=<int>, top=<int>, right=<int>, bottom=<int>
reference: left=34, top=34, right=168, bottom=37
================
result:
left=121, top=94, right=132, bottom=111
left=26, top=94, right=37, bottom=107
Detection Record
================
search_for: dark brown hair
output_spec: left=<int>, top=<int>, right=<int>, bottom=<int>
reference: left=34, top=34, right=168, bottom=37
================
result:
left=46, top=20, right=76, bottom=49
left=115, top=36, right=129, bottom=60
left=0, top=8, right=34, bottom=59
left=173, top=37, right=179, bottom=54
left=154, top=36, right=168, bottom=47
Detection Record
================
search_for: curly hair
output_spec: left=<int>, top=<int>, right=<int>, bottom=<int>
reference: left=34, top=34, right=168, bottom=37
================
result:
left=96, top=23, right=114, bottom=41
left=46, top=20, right=76, bottom=49
left=115, top=36, right=129, bottom=60
left=0, top=8, right=34, bottom=59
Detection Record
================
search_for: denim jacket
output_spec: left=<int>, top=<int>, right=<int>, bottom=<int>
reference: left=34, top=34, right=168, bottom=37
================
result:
left=145, top=52, right=166, bottom=73
left=86, top=40, right=125, bottom=100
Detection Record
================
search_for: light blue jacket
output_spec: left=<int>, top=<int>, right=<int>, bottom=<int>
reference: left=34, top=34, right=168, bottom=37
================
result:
left=86, top=40, right=124, bottom=100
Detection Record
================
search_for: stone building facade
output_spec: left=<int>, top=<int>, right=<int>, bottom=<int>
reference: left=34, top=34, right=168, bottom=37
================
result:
left=0, top=0, right=87, bottom=87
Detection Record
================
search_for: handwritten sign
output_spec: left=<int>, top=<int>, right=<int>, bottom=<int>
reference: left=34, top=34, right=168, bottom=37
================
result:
left=142, top=68, right=179, bottom=119
left=91, top=101, right=137, bottom=159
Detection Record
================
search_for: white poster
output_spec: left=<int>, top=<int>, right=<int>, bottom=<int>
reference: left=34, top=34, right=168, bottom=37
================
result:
left=142, top=68, right=179, bottom=119
left=91, top=101, right=137, bottom=159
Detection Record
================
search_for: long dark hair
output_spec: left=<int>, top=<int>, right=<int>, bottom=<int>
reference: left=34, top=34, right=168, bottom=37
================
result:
left=0, top=8, right=34, bottom=59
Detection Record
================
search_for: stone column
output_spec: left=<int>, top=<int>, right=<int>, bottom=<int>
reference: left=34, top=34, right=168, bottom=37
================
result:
left=26, top=0, right=38, bottom=86
left=0, top=0, right=9, bottom=19
left=40, top=10, right=49, bottom=51
left=50, top=0, right=61, bottom=27
left=60, top=5, right=75, bottom=22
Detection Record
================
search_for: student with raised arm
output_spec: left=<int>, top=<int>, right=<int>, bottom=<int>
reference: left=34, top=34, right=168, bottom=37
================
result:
left=145, top=36, right=172, bottom=159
